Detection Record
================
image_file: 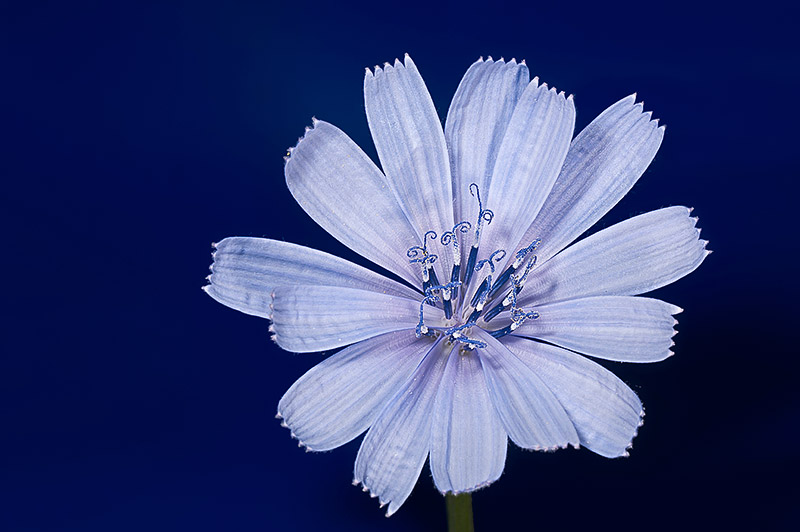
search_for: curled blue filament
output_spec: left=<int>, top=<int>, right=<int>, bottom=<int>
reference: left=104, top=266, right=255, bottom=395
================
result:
left=407, top=230, right=439, bottom=290
left=440, top=221, right=472, bottom=264
left=469, top=183, right=494, bottom=246
left=515, top=239, right=541, bottom=265
left=407, top=231, right=438, bottom=267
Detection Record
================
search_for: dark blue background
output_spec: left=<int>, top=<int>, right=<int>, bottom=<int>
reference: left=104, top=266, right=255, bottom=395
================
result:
left=4, top=1, right=798, bottom=530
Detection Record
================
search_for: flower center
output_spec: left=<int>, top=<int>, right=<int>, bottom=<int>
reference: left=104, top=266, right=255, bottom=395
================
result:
left=408, top=184, right=540, bottom=352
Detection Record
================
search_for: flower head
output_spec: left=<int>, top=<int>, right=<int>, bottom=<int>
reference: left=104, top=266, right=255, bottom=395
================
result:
left=205, top=55, right=709, bottom=516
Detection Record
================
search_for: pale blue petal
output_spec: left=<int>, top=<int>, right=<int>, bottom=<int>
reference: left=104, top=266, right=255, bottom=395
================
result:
left=519, top=206, right=710, bottom=307
left=514, top=95, right=665, bottom=263
left=204, top=237, right=419, bottom=318
left=480, top=81, right=575, bottom=269
left=475, top=329, right=579, bottom=450
left=364, top=55, right=454, bottom=280
left=504, top=336, right=643, bottom=458
left=445, top=57, right=529, bottom=229
left=270, top=285, right=442, bottom=353
left=514, top=296, right=682, bottom=363
left=277, top=331, right=433, bottom=451
left=285, top=120, right=422, bottom=285
left=354, top=340, right=452, bottom=516
left=430, top=348, right=507, bottom=494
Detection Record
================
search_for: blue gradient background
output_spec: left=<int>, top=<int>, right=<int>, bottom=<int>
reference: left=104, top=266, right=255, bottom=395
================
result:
left=4, top=1, right=798, bottom=530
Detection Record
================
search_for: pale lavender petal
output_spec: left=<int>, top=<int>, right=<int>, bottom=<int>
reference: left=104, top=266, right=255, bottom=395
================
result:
left=479, top=81, right=575, bottom=270
left=277, top=331, right=433, bottom=451
left=519, top=206, right=710, bottom=307
left=514, top=296, right=682, bottom=363
left=475, top=329, right=579, bottom=450
left=430, top=347, right=507, bottom=494
left=504, top=336, right=644, bottom=458
left=270, top=285, right=442, bottom=353
left=514, top=95, right=665, bottom=263
left=285, top=120, right=422, bottom=285
left=445, top=57, right=529, bottom=229
left=354, top=340, right=452, bottom=516
left=204, top=237, right=419, bottom=318
left=365, top=55, right=454, bottom=280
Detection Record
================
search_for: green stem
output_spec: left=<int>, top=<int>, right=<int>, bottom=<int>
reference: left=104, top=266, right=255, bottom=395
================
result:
left=445, top=492, right=474, bottom=532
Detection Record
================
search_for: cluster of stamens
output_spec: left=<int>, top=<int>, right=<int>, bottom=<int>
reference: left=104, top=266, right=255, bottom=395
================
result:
left=409, top=183, right=541, bottom=352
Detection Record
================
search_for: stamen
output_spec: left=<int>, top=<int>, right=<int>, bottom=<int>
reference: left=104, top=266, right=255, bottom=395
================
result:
left=406, top=230, right=438, bottom=264
left=472, top=249, right=506, bottom=311
left=487, top=239, right=541, bottom=301
left=513, top=239, right=541, bottom=269
left=440, top=221, right=471, bottom=267
left=469, top=183, right=494, bottom=249
left=441, top=221, right=471, bottom=308
left=463, top=246, right=479, bottom=290
left=426, top=260, right=440, bottom=295
left=415, top=289, right=439, bottom=338
left=437, top=279, right=460, bottom=319
left=484, top=254, right=539, bottom=323
left=407, top=230, right=439, bottom=293
left=508, top=275, right=538, bottom=326
left=464, top=183, right=494, bottom=289
left=501, top=256, right=536, bottom=306
left=489, top=273, right=539, bottom=339
left=487, top=266, right=514, bottom=299
left=417, top=281, right=461, bottom=332
left=469, top=278, right=491, bottom=308
left=440, top=284, right=452, bottom=319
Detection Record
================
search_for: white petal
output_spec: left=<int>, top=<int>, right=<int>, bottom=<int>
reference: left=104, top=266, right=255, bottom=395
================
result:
left=519, top=206, right=709, bottom=306
left=205, top=237, right=419, bottom=318
left=285, top=120, right=423, bottom=285
left=277, top=331, right=433, bottom=451
left=270, top=285, right=442, bottom=353
left=354, top=340, right=452, bottom=516
left=445, top=57, right=529, bottom=228
left=430, top=348, right=507, bottom=494
left=514, top=296, right=682, bottom=362
left=514, top=95, right=665, bottom=263
left=365, top=55, right=454, bottom=280
left=480, top=81, right=575, bottom=266
left=503, top=336, right=644, bottom=458
left=475, top=329, right=579, bottom=450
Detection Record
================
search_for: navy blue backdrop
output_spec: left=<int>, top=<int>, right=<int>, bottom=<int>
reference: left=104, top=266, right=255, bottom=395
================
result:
left=4, top=1, right=798, bottom=530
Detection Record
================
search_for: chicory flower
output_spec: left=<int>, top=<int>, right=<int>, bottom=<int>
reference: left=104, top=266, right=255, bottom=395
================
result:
left=205, top=55, right=708, bottom=516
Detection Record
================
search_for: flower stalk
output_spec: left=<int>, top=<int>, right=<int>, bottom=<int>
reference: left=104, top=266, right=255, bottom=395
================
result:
left=445, top=493, right=474, bottom=532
